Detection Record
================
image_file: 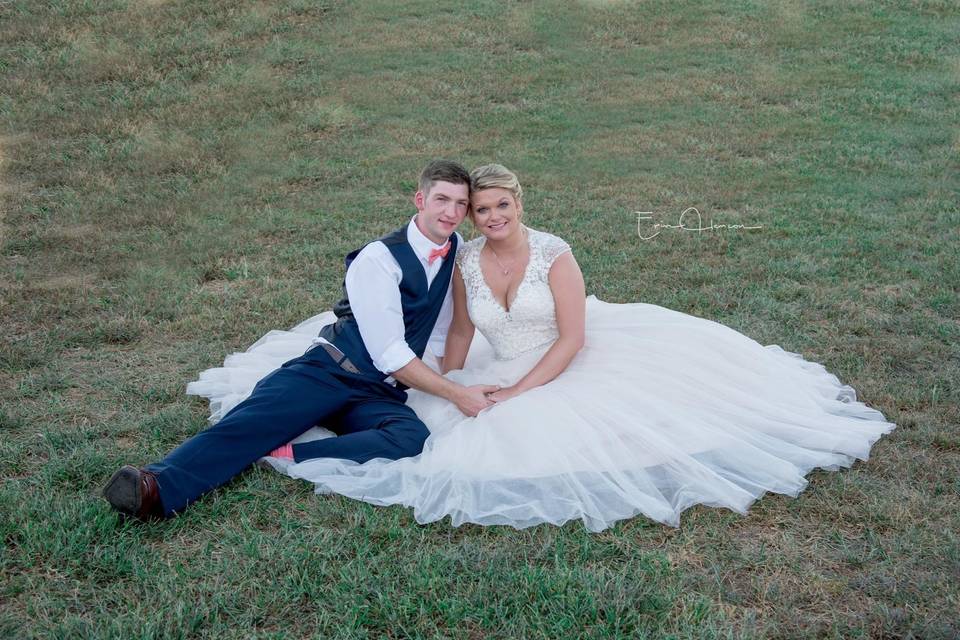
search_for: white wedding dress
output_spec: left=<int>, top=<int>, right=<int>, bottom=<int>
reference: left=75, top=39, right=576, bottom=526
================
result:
left=187, top=228, right=895, bottom=531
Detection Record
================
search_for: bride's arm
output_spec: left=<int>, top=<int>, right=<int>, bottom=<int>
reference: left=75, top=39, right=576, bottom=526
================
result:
left=489, top=252, right=586, bottom=402
left=441, top=264, right=475, bottom=374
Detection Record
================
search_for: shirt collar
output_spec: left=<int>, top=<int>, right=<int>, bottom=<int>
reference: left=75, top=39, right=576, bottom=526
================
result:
left=407, top=215, right=449, bottom=259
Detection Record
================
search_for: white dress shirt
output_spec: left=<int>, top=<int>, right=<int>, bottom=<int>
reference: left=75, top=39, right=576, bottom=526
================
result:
left=315, top=216, right=459, bottom=376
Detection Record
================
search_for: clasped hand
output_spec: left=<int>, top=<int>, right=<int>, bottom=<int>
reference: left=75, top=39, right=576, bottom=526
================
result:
left=454, top=384, right=500, bottom=416
left=453, top=384, right=525, bottom=417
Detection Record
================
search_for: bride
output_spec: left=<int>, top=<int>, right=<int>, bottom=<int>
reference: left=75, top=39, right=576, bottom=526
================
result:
left=188, top=164, right=895, bottom=531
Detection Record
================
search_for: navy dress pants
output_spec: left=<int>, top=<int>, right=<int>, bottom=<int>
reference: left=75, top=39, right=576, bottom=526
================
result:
left=145, top=345, right=429, bottom=516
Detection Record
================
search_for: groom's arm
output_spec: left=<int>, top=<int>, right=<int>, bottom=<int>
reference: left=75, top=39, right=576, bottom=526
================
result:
left=343, top=242, right=414, bottom=373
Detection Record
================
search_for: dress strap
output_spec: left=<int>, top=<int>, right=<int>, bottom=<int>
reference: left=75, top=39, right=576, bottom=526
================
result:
left=528, top=229, right=571, bottom=282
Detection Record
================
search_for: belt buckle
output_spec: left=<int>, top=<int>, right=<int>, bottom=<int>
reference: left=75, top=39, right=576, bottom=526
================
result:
left=339, top=357, right=360, bottom=374
left=320, top=342, right=360, bottom=374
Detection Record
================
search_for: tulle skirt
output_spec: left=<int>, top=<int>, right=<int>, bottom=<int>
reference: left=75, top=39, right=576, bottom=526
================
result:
left=186, top=296, right=894, bottom=531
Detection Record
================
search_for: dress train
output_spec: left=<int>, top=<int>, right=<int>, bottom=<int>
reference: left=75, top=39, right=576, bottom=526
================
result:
left=187, top=297, right=894, bottom=531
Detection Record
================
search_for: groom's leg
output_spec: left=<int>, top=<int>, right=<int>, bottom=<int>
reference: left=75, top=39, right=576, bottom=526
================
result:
left=292, top=396, right=429, bottom=464
left=145, top=361, right=353, bottom=516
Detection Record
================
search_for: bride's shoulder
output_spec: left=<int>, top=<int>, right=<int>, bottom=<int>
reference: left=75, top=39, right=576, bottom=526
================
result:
left=528, top=228, right=572, bottom=261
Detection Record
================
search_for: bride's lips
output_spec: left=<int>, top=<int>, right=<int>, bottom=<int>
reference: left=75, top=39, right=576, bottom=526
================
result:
left=487, top=221, right=507, bottom=231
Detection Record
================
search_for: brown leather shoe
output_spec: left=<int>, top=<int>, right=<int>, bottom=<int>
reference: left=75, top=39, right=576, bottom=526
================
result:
left=102, top=465, right=163, bottom=520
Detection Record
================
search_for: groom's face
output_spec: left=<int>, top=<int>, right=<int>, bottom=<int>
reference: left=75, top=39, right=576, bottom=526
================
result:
left=414, top=180, right=470, bottom=245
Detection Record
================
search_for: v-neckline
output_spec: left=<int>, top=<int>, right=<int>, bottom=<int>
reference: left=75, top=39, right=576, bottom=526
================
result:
left=478, top=232, right=531, bottom=314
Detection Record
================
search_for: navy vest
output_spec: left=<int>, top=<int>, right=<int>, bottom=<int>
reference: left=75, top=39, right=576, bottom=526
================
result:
left=318, top=225, right=458, bottom=390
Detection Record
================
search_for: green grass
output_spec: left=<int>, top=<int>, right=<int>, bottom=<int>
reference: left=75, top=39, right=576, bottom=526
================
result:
left=2, top=0, right=958, bottom=637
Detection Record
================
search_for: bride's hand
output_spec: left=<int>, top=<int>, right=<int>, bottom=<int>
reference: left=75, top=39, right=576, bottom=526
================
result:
left=487, top=385, right=521, bottom=403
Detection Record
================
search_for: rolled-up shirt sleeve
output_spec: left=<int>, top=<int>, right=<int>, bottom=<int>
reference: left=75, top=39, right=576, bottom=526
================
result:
left=344, top=243, right=417, bottom=374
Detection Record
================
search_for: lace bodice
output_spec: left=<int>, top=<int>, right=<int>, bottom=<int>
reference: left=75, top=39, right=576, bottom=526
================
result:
left=457, top=228, right=571, bottom=360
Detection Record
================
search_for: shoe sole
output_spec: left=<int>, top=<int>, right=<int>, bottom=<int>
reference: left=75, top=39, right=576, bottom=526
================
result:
left=102, top=465, right=142, bottom=516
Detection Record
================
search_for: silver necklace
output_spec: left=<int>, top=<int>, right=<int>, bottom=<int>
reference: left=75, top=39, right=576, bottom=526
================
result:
left=488, top=246, right=512, bottom=275
left=487, top=227, right=527, bottom=276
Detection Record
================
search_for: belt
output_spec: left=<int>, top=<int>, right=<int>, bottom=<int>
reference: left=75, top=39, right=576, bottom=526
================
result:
left=311, top=340, right=399, bottom=387
left=315, top=341, right=361, bottom=374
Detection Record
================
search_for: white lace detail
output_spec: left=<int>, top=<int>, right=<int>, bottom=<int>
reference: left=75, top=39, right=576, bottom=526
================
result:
left=456, top=228, right=571, bottom=360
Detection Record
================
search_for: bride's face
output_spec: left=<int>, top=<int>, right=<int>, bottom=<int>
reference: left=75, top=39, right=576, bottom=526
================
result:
left=471, top=188, right=523, bottom=241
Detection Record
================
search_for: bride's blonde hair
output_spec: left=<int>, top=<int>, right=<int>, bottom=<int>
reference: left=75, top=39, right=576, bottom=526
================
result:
left=469, top=164, right=523, bottom=203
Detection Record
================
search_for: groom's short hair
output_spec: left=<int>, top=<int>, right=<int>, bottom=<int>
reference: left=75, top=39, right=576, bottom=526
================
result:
left=419, top=160, right=471, bottom=195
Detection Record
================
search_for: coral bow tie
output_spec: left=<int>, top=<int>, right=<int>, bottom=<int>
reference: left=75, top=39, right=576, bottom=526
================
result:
left=427, top=241, right=451, bottom=265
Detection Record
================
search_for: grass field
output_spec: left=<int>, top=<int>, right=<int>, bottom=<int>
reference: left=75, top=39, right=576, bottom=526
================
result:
left=2, top=0, right=958, bottom=637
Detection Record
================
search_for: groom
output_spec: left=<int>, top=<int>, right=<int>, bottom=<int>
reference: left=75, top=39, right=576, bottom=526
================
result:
left=103, top=159, right=498, bottom=520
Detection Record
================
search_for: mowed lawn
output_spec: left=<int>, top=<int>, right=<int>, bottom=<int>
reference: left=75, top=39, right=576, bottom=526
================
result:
left=1, top=0, right=958, bottom=637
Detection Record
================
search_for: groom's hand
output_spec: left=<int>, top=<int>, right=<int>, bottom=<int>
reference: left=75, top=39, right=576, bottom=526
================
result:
left=454, top=384, right=500, bottom=417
